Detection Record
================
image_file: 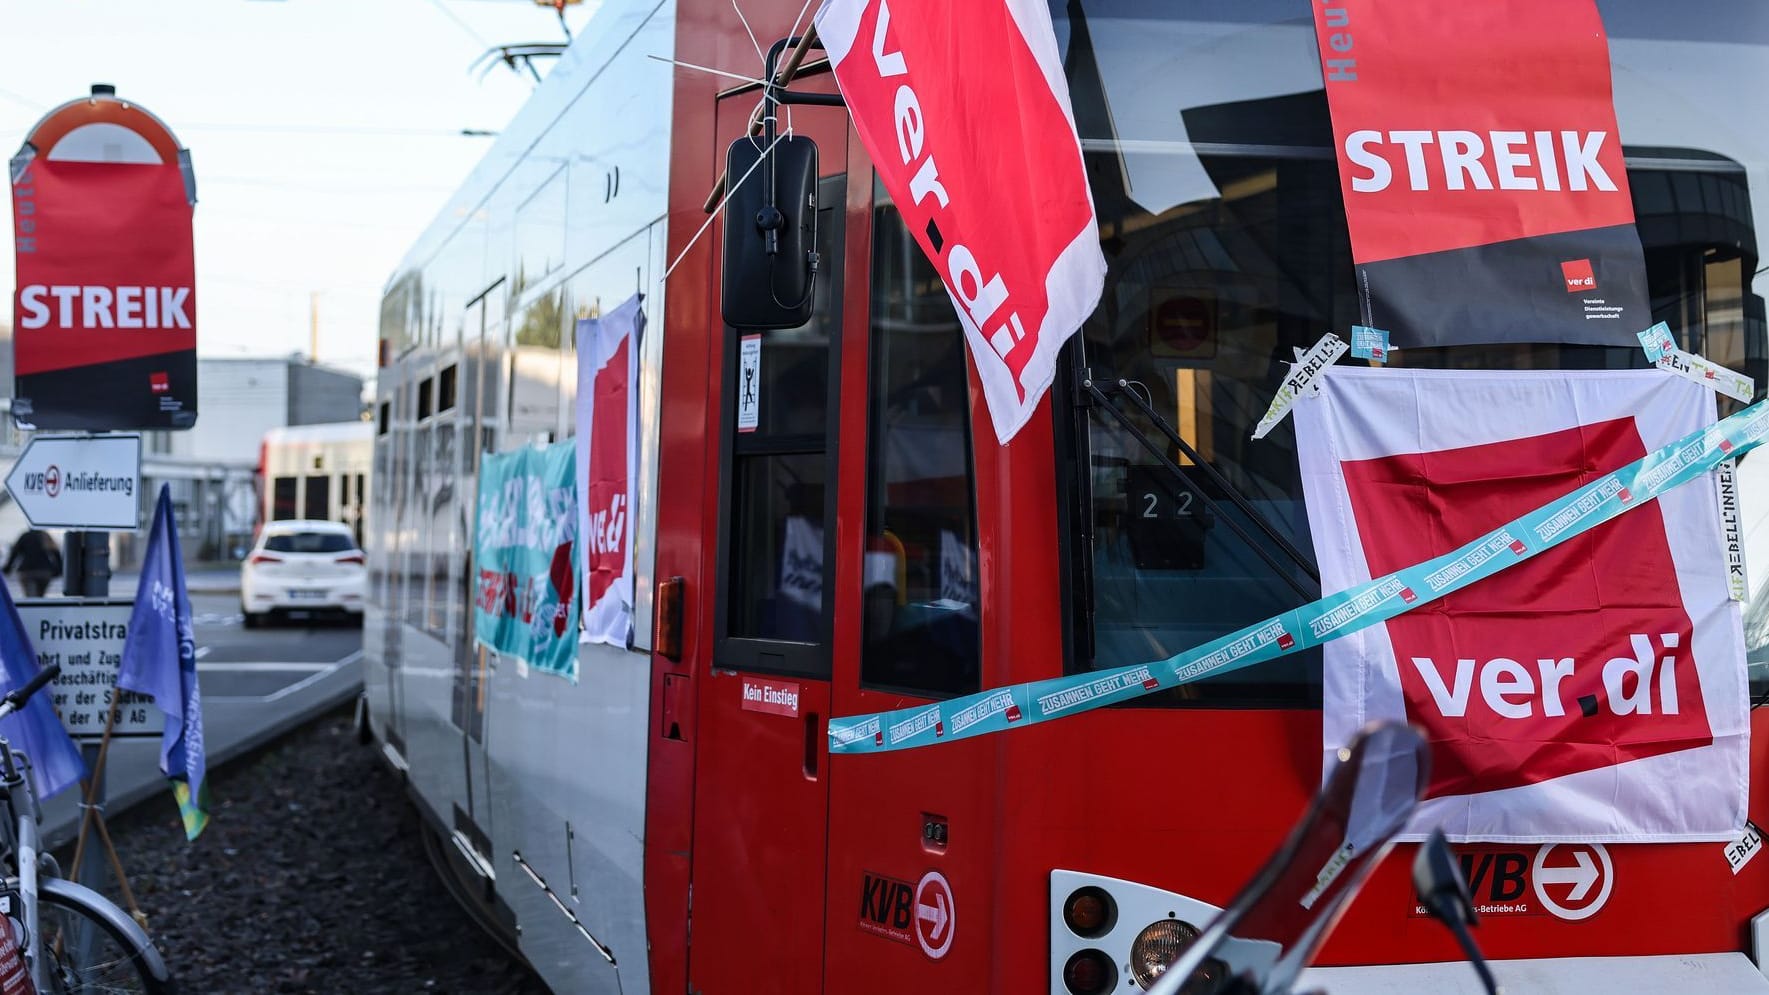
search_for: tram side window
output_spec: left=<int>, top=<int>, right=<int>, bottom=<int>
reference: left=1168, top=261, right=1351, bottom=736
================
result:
left=272, top=477, right=298, bottom=522
left=408, top=422, right=432, bottom=632
left=427, top=421, right=456, bottom=639
left=370, top=435, right=389, bottom=604
left=719, top=177, right=846, bottom=675
left=861, top=187, right=982, bottom=698
left=438, top=364, right=458, bottom=412
left=303, top=476, right=330, bottom=523
left=354, top=473, right=368, bottom=547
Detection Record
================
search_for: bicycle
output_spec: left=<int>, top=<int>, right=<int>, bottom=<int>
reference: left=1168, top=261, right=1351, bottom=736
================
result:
left=0, top=663, right=173, bottom=993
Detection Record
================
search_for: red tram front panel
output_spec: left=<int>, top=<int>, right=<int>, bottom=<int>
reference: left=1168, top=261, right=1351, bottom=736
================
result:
left=642, top=1, right=1769, bottom=991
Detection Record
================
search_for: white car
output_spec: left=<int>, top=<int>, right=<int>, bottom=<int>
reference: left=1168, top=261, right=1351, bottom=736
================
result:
left=240, top=520, right=367, bottom=628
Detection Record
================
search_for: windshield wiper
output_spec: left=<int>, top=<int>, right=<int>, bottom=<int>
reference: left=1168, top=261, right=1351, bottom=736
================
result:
left=1081, top=372, right=1321, bottom=600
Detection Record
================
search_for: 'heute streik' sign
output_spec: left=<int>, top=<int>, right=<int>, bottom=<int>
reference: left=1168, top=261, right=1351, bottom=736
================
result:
left=1310, top=0, right=1650, bottom=349
left=10, top=87, right=198, bottom=430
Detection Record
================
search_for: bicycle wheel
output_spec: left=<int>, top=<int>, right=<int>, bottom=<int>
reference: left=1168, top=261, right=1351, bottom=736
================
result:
left=35, top=877, right=171, bottom=994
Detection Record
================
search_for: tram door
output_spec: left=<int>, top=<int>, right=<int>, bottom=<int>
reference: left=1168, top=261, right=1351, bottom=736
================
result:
left=688, top=91, right=852, bottom=993
left=453, top=282, right=502, bottom=869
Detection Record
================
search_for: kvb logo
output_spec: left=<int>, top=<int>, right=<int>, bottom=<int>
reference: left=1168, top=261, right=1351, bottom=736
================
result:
left=1532, top=843, right=1613, bottom=920
left=856, top=868, right=956, bottom=959
left=857, top=871, right=917, bottom=946
left=1410, top=841, right=1613, bottom=920
left=1343, top=417, right=1711, bottom=798
left=1561, top=258, right=1596, bottom=293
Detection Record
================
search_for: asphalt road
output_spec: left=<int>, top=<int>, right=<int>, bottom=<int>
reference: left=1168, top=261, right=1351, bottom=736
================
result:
left=33, top=579, right=365, bottom=851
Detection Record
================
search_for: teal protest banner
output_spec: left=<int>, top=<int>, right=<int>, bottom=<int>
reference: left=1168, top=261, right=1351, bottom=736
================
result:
left=473, top=441, right=579, bottom=682
left=829, top=399, right=1769, bottom=754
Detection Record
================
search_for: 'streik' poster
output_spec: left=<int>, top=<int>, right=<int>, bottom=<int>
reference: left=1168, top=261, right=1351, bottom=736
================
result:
left=1312, top=0, right=1650, bottom=348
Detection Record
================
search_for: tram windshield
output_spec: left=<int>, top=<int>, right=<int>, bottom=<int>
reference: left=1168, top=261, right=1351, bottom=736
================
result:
left=1053, top=1, right=1769, bottom=704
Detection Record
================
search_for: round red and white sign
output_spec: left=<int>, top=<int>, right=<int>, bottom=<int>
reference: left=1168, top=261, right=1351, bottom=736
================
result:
left=913, top=870, right=955, bottom=960
left=1532, top=842, right=1613, bottom=921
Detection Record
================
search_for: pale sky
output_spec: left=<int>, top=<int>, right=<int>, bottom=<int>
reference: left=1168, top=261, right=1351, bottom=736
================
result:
left=1, top=0, right=602, bottom=381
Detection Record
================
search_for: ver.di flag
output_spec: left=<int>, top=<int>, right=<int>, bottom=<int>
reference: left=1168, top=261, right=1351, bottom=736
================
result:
left=0, top=582, right=83, bottom=800
left=815, top=0, right=1106, bottom=443
left=576, top=295, right=641, bottom=647
left=1296, top=368, right=1746, bottom=841
left=118, top=484, right=209, bottom=839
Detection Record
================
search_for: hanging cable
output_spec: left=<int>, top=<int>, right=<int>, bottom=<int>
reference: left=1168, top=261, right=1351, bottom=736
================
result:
left=662, top=129, right=788, bottom=281
left=731, top=0, right=767, bottom=66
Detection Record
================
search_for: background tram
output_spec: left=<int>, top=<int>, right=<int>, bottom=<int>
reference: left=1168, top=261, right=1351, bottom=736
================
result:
left=258, top=422, right=373, bottom=544
left=363, top=1, right=1769, bottom=992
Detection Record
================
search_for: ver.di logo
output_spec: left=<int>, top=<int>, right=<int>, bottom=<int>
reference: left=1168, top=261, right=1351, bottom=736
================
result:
left=1342, top=417, right=1711, bottom=798
left=1561, top=258, right=1596, bottom=293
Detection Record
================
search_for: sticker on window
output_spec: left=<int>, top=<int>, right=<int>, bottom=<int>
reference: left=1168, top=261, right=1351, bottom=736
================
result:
left=738, top=334, right=761, bottom=433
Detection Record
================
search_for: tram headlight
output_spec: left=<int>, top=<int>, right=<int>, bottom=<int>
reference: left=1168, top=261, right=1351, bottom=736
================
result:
left=1062, top=886, right=1117, bottom=938
left=1128, top=918, right=1201, bottom=989
left=1062, top=949, right=1117, bottom=995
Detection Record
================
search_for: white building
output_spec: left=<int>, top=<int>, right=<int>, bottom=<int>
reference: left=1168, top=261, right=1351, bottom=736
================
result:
left=128, top=357, right=366, bottom=564
left=0, top=349, right=367, bottom=568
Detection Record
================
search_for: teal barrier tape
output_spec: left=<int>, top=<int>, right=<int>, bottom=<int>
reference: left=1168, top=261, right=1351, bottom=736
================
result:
left=830, top=400, right=1769, bottom=754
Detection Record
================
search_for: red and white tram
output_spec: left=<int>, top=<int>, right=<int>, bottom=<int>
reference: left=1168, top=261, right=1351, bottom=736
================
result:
left=364, top=1, right=1769, bottom=992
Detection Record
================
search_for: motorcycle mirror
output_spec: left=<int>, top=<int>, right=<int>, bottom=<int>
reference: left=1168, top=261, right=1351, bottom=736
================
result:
left=1412, top=829, right=1475, bottom=925
left=1148, top=722, right=1429, bottom=995
left=1412, top=829, right=1500, bottom=995
left=721, top=134, right=820, bottom=330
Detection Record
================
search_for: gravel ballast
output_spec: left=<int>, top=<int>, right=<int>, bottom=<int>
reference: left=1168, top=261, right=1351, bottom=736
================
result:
left=67, top=706, right=548, bottom=994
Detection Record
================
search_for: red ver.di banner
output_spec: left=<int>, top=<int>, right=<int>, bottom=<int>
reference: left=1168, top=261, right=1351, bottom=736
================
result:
left=1312, top=0, right=1650, bottom=348
left=576, top=294, right=641, bottom=648
left=10, top=88, right=198, bottom=430
left=1296, top=368, right=1747, bottom=842
left=815, top=0, right=1106, bottom=443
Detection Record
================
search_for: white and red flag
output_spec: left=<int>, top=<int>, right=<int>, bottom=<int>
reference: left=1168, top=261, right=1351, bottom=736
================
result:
left=1296, top=368, right=1747, bottom=841
left=815, top=0, right=1106, bottom=443
left=576, top=294, right=642, bottom=647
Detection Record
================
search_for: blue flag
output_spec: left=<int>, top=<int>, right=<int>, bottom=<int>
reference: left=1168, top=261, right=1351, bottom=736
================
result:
left=0, top=581, right=84, bottom=800
left=118, top=485, right=208, bottom=839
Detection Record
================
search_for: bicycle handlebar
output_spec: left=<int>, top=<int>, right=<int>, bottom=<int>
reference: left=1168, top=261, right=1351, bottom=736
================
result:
left=0, top=663, right=61, bottom=719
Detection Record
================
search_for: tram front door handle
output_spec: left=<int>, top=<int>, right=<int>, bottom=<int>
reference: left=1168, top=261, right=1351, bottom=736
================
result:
left=661, top=673, right=689, bottom=742
left=803, top=711, right=820, bottom=779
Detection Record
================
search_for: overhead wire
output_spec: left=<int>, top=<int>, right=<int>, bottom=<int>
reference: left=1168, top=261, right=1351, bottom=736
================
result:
left=0, top=85, right=45, bottom=112
left=174, top=122, right=493, bottom=138
left=421, top=0, right=496, bottom=49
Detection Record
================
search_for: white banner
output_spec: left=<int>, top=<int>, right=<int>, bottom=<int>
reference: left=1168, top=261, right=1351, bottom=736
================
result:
left=1296, top=368, right=1747, bottom=841
left=576, top=295, right=642, bottom=647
